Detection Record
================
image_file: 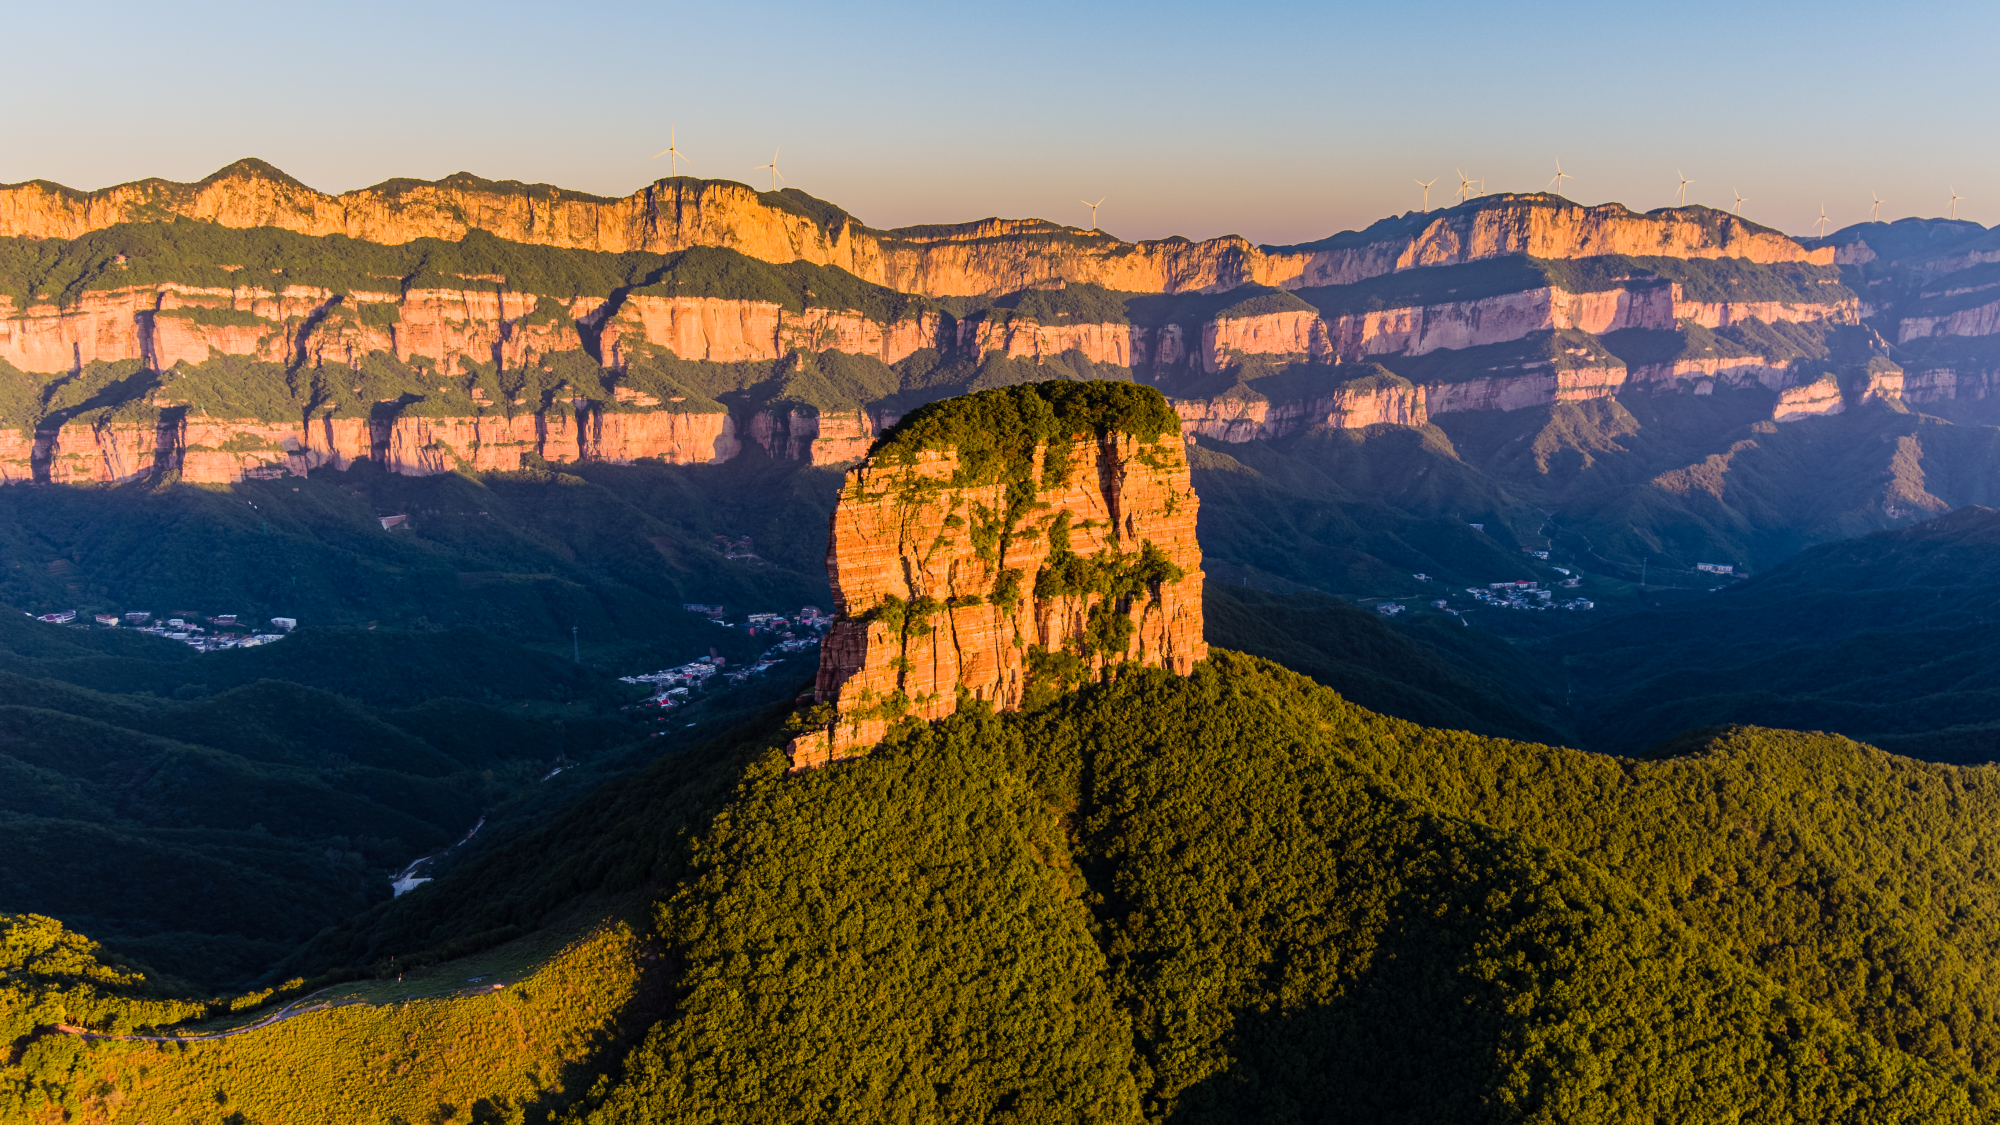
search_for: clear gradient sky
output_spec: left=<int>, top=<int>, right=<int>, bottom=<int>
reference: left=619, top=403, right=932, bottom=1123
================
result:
left=12, top=0, right=1997, bottom=245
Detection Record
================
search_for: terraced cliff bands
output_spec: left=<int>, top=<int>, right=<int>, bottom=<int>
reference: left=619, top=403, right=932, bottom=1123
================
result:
left=1, top=170, right=1993, bottom=487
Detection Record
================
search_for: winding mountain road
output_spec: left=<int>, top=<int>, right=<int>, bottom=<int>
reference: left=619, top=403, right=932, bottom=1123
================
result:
left=53, top=977, right=512, bottom=1044
left=55, top=989, right=354, bottom=1043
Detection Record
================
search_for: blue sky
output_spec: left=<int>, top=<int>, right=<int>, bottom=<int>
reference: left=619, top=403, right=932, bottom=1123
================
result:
left=13, top=0, right=1996, bottom=244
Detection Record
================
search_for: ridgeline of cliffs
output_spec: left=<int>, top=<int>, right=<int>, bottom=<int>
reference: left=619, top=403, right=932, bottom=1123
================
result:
left=0, top=166, right=1995, bottom=486
left=789, top=382, right=1206, bottom=767
left=1, top=161, right=1826, bottom=297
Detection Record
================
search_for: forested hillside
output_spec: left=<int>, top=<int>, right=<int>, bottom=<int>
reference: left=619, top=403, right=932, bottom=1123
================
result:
left=0, top=608, right=648, bottom=987
left=1546, top=504, right=2000, bottom=761
left=14, top=652, right=2000, bottom=1122
left=0, top=451, right=831, bottom=666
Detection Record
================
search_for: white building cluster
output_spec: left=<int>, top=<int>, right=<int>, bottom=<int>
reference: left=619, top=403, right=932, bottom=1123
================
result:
left=32, top=609, right=296, bottom=651
left=1464, top=581, right=1594, bottom=612
left=621, top=606, right=830, bottom=709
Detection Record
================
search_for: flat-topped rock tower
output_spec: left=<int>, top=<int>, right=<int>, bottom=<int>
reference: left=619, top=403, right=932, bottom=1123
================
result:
left=788, top=381, right=1207, bottom=768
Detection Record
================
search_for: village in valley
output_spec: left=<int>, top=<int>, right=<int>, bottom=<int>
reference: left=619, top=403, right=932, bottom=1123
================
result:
left=620, top=604, right=829, bottom=713
left=1374, top=549, right=1744, bottom=621
left=30, top=608, right=295, bottom=651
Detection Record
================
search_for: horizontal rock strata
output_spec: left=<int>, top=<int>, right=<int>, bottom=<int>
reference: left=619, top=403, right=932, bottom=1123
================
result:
left=788, top=386, right=1206, bottom=767
left=0, top=163, right=1830, bottom=297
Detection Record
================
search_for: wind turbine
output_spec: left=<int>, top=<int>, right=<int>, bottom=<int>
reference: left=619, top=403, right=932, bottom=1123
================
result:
left=1456, top=168, right=1477, bottom=203
left=1081, top=197, right=1105, bottom=230
left=652, top=126, right=692, bottom=177
left=1814, top=204, right=1832, bottom=238
left=1414, top=178, right=1436, bottom=212
left=1676, top=169, right=1695, bottom=206
left=1547, top=159, right=1572, bottom=196
left=1732, top=188, right=1747, bottom=216
left=755, top=148, right=783, bottom=192
left=1950, top=186, right=1963, bottom=221
left=1870, top=192, right=1885, bottom=223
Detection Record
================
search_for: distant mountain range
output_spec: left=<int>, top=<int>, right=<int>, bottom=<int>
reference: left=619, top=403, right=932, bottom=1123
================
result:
left=1, top=162, right=1987, bottom=489
left=3, top=162, right=1994, bottom=580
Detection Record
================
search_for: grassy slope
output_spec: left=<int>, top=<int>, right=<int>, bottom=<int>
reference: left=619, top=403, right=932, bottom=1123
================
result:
left=10, top=915, right=659, bottom=1125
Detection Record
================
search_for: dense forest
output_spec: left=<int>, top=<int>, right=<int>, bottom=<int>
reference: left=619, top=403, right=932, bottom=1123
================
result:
left=11, top=649, right=2000, bottom=1122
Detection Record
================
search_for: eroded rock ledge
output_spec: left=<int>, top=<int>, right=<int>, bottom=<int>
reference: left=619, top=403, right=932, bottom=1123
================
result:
left=788, top=382, right=1206, bottom=767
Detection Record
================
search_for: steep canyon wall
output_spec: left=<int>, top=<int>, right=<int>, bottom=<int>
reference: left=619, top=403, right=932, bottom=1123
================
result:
left=0, top=267, right=1885, bottom=482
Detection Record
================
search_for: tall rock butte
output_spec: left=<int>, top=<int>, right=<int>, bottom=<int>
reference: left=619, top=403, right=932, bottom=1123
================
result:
left=789, top=382, right=1206, bottom=768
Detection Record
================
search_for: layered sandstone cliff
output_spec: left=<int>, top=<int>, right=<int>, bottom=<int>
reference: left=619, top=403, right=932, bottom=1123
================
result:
left=1898, top=297, right=2000, bottom=343
left=1173, top=369, right=1428, bottom=441
left=788, top=383, right=1205, bottom=768
left=0, top=286, right=945, bottom=385
left=0, top=164, right=1911, bottom=483
left=1902, top=363, right=2000, bottom=406
left=0, top=163, right=1831, bottom=298
left=0, top=263, right=1873, bottom=485
left=1231, top=284, right=1850, bottom=370
left=1773, top=374, right=1845, bottom=422
left=0, top=273, right=1846, bottom=409
left=0, top=399, right=762, bottom=485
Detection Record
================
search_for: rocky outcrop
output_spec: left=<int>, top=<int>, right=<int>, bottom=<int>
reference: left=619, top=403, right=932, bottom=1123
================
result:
left=1203, top=309, right=1333, bottom=372
left=0, top=164, right=1831, bottom=298
left=1902, top=364, right=2000, bottom=406
left=0, top=287, right=945, bottom=383
left=788, top=384, right=1205, bottom=768
left=1675, top=295, right=1859, bottom=330
left=1174, top=372, right=1428, bottom=441
left=1271, top=196, right=1832, bottom=290
left=1626, top=356, right=1795, bottom=392
left=1774, top=374, right=1844, bottom=422
left=1320, top=285, right=1674, bottom=362
left=1179, top=284, right=1847, bottom=374
left=954, top=315, right=1150, bottom=368
left=0, top=398, right=751, bottom=485
left=1898, top=298, right=2000, bottom=343
left=1423, top=361, right=1629, bottom=415
left=741, top=406, right=897, bottom=464
left=604, top=296, right=944, bottom=366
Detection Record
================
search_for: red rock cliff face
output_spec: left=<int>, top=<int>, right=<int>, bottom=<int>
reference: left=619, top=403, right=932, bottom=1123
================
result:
left=1173, top=380, right=1428, bottom=441
left=1271, top=196, right=1833, bottom=289
left=2, top=405, right=746, bottom=486
left=789, top=428, right=1206, bottom=768
left=0, top=287, right=942, bottom=382
left=0, top=165, right=1830, bottom=298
